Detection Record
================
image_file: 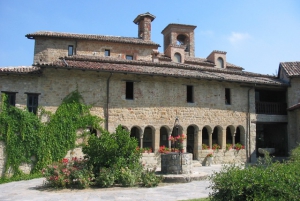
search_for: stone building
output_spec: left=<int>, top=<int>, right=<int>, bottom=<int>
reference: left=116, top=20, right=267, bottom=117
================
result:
left=0, top=12, right=299, bottom=167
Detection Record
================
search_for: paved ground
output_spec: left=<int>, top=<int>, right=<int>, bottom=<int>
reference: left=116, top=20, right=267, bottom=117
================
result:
left=0, top=165, right=223, bottom=201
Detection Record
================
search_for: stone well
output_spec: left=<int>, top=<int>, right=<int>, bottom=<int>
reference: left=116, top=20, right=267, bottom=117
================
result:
left=161, top=153, right=192, bottom=174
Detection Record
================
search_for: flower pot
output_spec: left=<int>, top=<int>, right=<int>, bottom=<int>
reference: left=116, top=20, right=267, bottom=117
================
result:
left=206, top=157, right=213, bottom=166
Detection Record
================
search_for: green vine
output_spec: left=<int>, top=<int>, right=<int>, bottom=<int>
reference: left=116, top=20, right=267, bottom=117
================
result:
left=0, top=90, right=102, bottom=177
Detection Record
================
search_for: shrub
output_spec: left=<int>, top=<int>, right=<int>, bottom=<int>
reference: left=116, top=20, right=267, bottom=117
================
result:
left=141, top=168, right=162, bottom=187
left=83, top=125, right=141, bottom=175
left=118, top=167, right=139, bottom=187
left=208, top=147, right=300, bottom=201
left=95, top=167, right=115, bottom=188
left=42, top=157, right=94, bottom=189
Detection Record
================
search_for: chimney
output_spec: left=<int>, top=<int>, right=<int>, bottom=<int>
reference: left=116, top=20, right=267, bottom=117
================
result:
left=133, top=12, right=156, bottom=41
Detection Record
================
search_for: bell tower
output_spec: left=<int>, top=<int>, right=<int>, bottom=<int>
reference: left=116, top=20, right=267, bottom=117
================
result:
left=161, top=24, right=197, bottom=61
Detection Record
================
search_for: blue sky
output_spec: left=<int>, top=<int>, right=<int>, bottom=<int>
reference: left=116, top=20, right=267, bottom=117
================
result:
left=0, top=0, right=299, bottom=75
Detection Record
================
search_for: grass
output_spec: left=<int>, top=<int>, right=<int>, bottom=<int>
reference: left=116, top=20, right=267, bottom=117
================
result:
left=179, top=198, right=210, bottom=201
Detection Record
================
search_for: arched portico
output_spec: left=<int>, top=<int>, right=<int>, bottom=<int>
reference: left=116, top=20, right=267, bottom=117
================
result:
left=212, top=126, right=223, bottom=148
left=202, top=125, right=212, bottom=149
left=187, top=124, right=199, bottom=160
left=130, top=126, right=142, bottom=147
left=160, top=126, right=170, bottom=148
left=143, top=126, right=155, bottom=151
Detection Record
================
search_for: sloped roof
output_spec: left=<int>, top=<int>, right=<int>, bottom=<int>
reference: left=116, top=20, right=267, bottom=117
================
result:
left=280, top=62, right=300, bottom=77
left=0, top=66, right=41, bottom=74
left=32, top=55, right=287, bottom=87
left=26, top=31, right=160, bottom=47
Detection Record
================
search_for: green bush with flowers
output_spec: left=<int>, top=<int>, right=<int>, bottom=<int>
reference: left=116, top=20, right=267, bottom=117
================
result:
left=42, top=157, right=94, bottom=189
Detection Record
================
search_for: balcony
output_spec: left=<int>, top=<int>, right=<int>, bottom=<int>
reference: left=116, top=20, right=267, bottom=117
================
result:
left=255, top=102, right=287, bottom=115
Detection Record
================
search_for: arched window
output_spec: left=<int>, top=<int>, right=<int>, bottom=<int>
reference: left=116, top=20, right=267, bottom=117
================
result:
left=176, top=34, right=186, bottom=45
left=174, top=53, right=181, bottom=63
left=217, top=57, right=224, bottom=68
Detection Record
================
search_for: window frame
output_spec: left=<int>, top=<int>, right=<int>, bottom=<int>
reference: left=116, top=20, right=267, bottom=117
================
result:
left=26, top=93, right=40, bottom=114
left=126, top=81, right=134, bottom=100
left=68, top=45, right=74, bottom=56
left=174, top=53, right=182, bottom=63
left=187, top=85, right=194, bottom=103
left=105, top=49, right=110, bottom=57
left=1, top=91, right=17, bottom=106
left=126, top=55, right=133, bottom=60
left=225, top=88, right=231, bottom=105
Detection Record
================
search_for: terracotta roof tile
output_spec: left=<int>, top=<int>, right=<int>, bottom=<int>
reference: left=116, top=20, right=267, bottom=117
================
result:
left=280, top=62, right=300, bottom=77
left=35, top=56, right=287, bottom=87
left=0, top=66, right=42, bottom=74
left=26, top=31, right=160, bottom=47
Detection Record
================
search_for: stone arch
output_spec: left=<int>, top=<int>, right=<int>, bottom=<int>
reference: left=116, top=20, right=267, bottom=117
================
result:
left=226, top=125, right=235, bottom=144
left=160, top=126, right=171, bottom=148
left=174, top=52, right=181, bottom=63
left=187, top=124, right=199, bottom=159
left=202, top=125, right=212, bottom=148
left=236, top=125, right=246, bottom=145
left=171, top=124, right=183, bottom=137
left=212, top=125, right=223, bottom=148
left=130, top=126, right=142, bottom=147
left=143, top=126, right=155, bottom=151
left=217, top=57, right=224, bottom=68
left=121, top=125, right=129, bottom=131
left=176, top=34, right=188, bottom=45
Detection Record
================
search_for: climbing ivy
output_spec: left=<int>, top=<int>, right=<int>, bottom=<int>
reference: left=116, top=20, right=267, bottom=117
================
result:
left=0, top=90, right=102, bottom=177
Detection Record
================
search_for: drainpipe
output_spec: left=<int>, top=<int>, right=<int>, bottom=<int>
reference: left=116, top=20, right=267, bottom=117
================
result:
left=105, top=73, right=113, bottom=131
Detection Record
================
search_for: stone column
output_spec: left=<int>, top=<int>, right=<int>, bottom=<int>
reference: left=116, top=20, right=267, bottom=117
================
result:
left=209, top=132, right=213, bottom=149
left=182, top=129, right=186, bottom=152
left=140, top=131, right=144, bottom=149
left=232, top=133, right=236, bottom=147
left=153, top=128, right=159, bottom=153
left=195, top=129, right=201, bottom=160
left=168, top=131, right=172, bottom=149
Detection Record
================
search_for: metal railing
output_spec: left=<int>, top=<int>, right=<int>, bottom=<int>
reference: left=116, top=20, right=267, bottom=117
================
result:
left=255, top=102, right=287, bottom=115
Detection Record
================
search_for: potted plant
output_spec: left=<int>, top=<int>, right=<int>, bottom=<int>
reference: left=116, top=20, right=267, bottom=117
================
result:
left=235, top=143, right=244, bottom=150
left=212, top=144, right=221, bottom=151
left=206, top=153, right=214, bottom=166
left=202, top=144, right=210, bottom=150
left=226, top=144, right=232, bottom=151
left=158, top=145, right=170, bottom=154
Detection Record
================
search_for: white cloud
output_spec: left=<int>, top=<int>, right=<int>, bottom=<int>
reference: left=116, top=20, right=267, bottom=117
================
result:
left=228, top=32, right=250, bottom=45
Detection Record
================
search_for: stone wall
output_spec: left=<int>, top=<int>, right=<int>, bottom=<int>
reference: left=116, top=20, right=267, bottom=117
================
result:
left=33, top=38, right=155, bottom=64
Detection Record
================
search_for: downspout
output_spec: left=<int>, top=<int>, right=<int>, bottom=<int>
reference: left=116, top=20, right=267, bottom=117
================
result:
left=105, top=73, right=113, bottom=131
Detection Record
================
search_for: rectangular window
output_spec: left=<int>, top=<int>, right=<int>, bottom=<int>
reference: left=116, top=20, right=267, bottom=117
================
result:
left=225, top=88, right=231, bottom=105
left=105, top=49, right=110, bottom=56
left=187, top=85, right=194, bottom=103
left=1, top=92, right=16, bottom=106
left=126, top=82, right=134, bottom=100
left=68, top=45, right=74, bottom=56
left=126, top=55, right=133, bottom=60
left=27, top=94, right=39, bottom=114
